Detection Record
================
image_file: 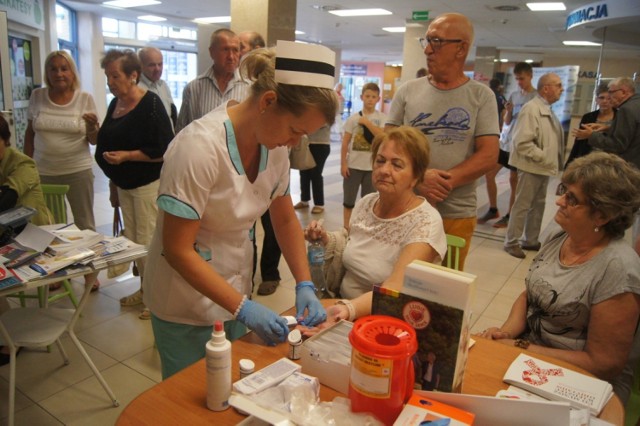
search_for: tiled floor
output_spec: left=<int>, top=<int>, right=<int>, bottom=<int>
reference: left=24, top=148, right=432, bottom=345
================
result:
left=0, top=134, right=564, bottom=425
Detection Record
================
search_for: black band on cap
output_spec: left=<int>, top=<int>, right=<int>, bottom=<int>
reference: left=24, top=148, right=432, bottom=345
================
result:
left=276, top=57, right=335, bottom=77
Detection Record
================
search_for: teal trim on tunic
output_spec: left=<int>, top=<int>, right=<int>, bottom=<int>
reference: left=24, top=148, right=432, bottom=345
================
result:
left=224, top=119, right=269, bottom=175
left=157, top=195, right=199, bottom=220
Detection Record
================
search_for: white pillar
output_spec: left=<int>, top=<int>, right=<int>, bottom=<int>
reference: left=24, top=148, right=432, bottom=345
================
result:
left=400, top=23, right=428, bottom=84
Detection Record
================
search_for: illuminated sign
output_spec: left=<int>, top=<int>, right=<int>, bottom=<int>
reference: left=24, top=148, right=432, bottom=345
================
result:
left=566, top=1, right=638, bottom=30
left=566, top=2, right=608, bottom=29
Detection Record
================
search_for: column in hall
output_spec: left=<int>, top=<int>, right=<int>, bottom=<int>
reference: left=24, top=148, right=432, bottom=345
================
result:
left=230, top=0, right=297, bottom=46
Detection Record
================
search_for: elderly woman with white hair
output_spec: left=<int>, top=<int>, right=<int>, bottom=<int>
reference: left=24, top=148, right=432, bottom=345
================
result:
left=24, top=50, right=100, bottom=290
left=25, top=50, right=98, bottom=233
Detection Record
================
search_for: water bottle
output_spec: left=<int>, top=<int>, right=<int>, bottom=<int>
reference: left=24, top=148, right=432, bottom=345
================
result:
left=307, top=239, right=326, bottom=298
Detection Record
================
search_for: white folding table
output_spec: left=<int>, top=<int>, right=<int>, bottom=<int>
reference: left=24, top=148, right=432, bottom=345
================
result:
left=0, top=256, right=144, bottom=426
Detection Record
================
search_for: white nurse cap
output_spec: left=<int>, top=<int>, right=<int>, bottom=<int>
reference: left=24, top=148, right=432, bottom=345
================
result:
left=274, top=40, right=335, bottom=90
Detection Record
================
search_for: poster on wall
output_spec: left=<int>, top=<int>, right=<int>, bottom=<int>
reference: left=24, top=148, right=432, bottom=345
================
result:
left=532, top=66, right=580, bottom=131
left=8, top=36, right=34, bottom=151
left=504, top=65, right=580, bottom=131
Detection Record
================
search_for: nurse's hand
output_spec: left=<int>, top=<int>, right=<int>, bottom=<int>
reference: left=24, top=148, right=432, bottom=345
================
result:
left=295, top=281, right=327, bottom=326
left=237, top=300, right=288, bottom=346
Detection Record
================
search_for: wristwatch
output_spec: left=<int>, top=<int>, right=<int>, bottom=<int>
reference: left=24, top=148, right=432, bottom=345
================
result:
left=514, top=338, right=530, bottom=349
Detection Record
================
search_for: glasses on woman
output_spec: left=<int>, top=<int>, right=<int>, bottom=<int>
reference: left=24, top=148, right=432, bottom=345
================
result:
left=418, top=37, right=463, bottom=50
left=556, top=183, right=592, bottom=207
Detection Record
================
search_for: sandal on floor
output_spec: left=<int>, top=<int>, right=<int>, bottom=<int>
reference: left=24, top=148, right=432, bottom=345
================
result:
left=257, top=280, right=280, bottom=296
left=91, top=279, right=101, bottom=293
left=293, top=201, right=309, bottom=209
left=311, top=206, right=324, bottom=214
left=139, top=308, right=151, bottom=320
left=120, top=290, right=143, bottom=306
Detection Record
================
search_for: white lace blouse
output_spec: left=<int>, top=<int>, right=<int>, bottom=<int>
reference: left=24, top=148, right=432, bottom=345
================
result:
left=340, top=193, right=447, bottom=299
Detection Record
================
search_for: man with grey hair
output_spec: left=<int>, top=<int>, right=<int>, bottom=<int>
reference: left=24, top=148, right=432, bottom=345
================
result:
left=574, top=77, right=640, bottom=169
left=239, top=31, right=266, bottom=57
left=385, top=12, right=499, bottom=270
left=176, top=28, right=249, bottom=132
left=138, top=47, right=176, bottom=128
left=504, top=73, right=565, bottom=259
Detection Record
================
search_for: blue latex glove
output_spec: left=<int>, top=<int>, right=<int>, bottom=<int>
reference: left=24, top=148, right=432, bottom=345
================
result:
left=295, top=281, right=327, bottom=326
left=236, top=299, right=288, bottom=346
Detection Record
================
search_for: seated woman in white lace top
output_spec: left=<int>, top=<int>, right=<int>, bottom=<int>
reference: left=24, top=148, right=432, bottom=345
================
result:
left=304, top=126, right=447, bottom=302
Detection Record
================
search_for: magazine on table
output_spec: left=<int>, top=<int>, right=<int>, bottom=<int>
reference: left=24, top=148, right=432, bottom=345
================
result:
left=87, top=236, right=147, bottom=269
left=0, top=263, right=24, bottom=291
left=27, top=247, right=96, bottom=277
left=503, top=353, right=613, bottom=415
left=48, top=229, right=104, bottom=254
left=0, top=242, right=41, bottom=269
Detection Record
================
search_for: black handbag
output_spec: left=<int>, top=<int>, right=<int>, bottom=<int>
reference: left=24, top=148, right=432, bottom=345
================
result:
left=358, top=111, right=375, bottom=144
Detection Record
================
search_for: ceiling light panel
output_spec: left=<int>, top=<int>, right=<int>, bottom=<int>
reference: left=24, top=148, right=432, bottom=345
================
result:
left=138, top=15, right=166, bottom=22
left=329, top=8, right=392, bottom=17
left=103, top=0, right=160, bottom=8
left=563, top=40, right=601, bottom=46
left=526, top=3, right=566, bottom=11
left=382, top=27, right=405, bottom=33
left=193, top=16, right=231, bottom=24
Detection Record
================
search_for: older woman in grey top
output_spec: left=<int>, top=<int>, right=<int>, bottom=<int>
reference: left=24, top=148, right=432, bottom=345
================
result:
left=481, top=152, right=640, bottom=404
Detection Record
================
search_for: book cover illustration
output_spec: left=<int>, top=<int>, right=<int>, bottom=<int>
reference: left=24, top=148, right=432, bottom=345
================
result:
left=503, top=353, right=613, bottom=415
left=371, top=261, right=476, bottom=393
left=372, top=286, right=463, bottom=393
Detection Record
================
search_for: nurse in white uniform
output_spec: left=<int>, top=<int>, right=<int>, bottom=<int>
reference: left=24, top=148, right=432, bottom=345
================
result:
left=144, top=41, right=337, bottom=379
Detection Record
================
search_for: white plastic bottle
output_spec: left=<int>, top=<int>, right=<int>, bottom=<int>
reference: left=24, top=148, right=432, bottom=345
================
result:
left=206, top=320, right=232, bottom=411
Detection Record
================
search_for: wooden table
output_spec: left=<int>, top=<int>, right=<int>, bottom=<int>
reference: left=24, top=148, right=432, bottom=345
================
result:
left=117, top=329, right=624, bottom=425
left=464, top=337, right=624, bottom=426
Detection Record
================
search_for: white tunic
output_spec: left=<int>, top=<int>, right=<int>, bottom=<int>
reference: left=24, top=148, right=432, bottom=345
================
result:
left=144, top=103, right=290, bottom=325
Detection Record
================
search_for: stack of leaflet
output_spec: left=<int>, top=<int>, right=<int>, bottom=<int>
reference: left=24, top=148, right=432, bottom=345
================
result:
left=1, top=225, right=147, bottom=283
left=503, top=353, right=613, bottom=415
left=87, top=236, right=146, bottom=270
left=47, top=229, right=104, bottom=254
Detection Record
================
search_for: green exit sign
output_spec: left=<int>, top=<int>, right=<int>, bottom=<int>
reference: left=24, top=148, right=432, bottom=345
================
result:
left=412, top=10, right=429, bottom=21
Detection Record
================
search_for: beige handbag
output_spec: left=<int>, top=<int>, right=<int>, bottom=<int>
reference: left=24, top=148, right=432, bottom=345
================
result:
left=107, top=206, right=130, bottom=278
left=289, top=136, right=316, bottom=170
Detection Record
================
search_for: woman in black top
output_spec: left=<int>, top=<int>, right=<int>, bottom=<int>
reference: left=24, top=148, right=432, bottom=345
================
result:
left=566, top=84, right=615, bottom=166
left=95, top=49, right=173, bottom=318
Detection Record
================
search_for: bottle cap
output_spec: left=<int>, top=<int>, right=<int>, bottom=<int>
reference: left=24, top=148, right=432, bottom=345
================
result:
left=214, top=320, right=223, bottom=332
left=239, top=358, right=255, bottom=372
left=288, top=329, right=302, bottom=345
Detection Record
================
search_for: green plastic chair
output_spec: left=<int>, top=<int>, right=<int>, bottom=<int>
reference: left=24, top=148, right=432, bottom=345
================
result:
left=445, top=234, right=466, bottom=271
left=625, top=357, right=640, bottom=426
left=11, top=184, right=79, bottom=308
